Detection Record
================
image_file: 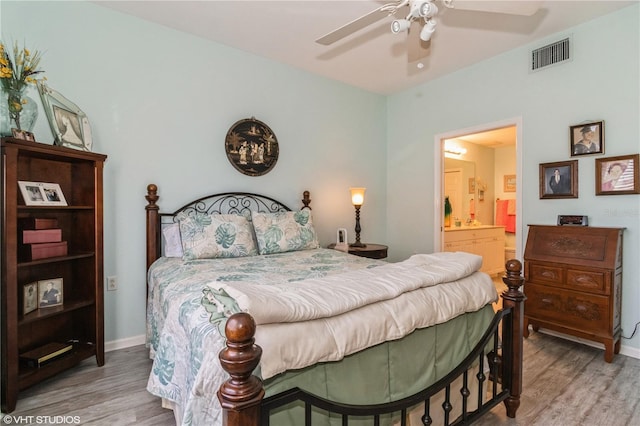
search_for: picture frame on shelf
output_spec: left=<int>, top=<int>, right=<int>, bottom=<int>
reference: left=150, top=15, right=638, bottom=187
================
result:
left=540, top=160, right=578, bottom=199
left=37, top=82, right=93, bottom=151
left=23, top=282, right=38, bottom=315
left=503, top=174, right=516, bottom=192
left=38, top=278, right=63, bottom=308
left=595, top=154, right=640, bottom=195
left=18, top=181, right=68, bottom=206
left=11, top=128, right=36, bottom=142
left=570, top=120, right=604, bottom=156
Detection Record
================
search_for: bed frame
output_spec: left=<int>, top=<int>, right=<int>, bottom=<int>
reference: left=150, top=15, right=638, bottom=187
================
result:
left=144, top=183, right=526, bottom=426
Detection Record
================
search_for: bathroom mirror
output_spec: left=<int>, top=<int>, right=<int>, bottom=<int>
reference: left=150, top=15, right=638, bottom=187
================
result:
left=444, top=158, right=476, bottom=225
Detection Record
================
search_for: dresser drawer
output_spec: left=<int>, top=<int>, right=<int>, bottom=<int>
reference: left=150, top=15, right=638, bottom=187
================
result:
left=525, top=283, right=610, bottom=334
left=528, top=263, right=562, bottom=285
left=566, top=269, right=608, bottom=295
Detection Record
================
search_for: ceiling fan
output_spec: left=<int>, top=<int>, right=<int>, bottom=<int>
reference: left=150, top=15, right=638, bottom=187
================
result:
left=316, top=0, right=543, bottom=66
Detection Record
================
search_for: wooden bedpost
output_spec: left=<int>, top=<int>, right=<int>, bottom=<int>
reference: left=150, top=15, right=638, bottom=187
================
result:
left=145, top=184, right=160, bottom=271
left=218, top=312, right=265, bottom=426
left=501, top=259, right=526, bottom=418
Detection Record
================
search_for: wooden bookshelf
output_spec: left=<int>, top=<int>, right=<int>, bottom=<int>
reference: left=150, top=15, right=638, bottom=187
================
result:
left=1, top=138, right=107, bottom=412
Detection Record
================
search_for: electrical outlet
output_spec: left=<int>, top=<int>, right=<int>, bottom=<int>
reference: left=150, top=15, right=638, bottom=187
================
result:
left=107, top=276, right=117, bottom=291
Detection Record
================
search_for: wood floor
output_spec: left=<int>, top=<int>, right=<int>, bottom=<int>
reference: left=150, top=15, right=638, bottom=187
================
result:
left=6, top=333, right=640, bottom=425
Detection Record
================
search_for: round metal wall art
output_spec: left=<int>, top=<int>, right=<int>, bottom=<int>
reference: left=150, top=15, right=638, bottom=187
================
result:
left=225, top=117, right=279, bottom=176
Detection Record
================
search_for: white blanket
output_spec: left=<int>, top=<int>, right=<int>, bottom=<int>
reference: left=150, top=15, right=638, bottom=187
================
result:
left=217, top=251, right=484, bottom=325
left=209, top=252, right=497, bottom=378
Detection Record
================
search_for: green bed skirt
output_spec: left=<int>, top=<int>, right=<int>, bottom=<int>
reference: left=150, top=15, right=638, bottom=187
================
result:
left=261, top=304, right=496, bottom=426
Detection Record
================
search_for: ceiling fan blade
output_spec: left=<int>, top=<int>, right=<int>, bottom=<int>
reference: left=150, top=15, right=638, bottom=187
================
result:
left=407, top=20, right=429, bottom=64
left=316, top=6, right=390, bottom=45
left=452, top=0, right=543, bottom=16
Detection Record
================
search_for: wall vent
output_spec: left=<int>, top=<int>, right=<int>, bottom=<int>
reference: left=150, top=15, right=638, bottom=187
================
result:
left=531, top=37, right=571, bottom=71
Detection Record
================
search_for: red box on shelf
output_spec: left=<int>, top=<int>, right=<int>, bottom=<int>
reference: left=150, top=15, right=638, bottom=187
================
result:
left=17, top=217, right=59, bottom=230
left=19, top=241, right=68, bottom=261
left=21, top=229, right=62, bottom=244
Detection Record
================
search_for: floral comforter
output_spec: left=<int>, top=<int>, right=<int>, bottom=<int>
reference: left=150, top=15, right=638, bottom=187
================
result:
left=146, top=248, right=497, bottom=426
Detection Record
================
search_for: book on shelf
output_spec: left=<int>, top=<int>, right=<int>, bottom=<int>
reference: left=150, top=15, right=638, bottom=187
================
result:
left=20, top=228, right=63, bottom=244
left=19, top=241, right=68, bottom=261
left=17, top=217, right=59, bottom=230
left=20, top=342, right=73, bottom=368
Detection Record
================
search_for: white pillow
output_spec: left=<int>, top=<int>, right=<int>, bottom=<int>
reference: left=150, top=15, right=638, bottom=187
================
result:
left=162, top=223, right=184, bottom=258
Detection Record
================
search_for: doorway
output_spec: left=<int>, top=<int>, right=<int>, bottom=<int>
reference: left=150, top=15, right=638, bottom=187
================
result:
left=433, top=118, right=522, bottom=266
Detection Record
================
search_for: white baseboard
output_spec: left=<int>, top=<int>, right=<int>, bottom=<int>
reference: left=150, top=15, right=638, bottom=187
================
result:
left=539, top=329, right=640, bottom=360
left=105, top=334, right=146, bottom=352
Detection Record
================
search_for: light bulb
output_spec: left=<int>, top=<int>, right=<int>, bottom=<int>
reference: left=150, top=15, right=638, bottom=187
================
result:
left=391, top=19, right=411, bottom=34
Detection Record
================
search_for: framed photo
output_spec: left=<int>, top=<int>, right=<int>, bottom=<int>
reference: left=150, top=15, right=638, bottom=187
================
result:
left=23, top=282, right=38, bottom=315
left=468, top=178, right=475, bottom=194
left=503, top=174, right=516, bottom=192
left=540, top=160, right=578, bottom=199
left=38, top=278, right=63, bottom=308
left=11, top=128, right=35, bottom=142
left=37, top=82, right=93, bottom=151
left=18, top=181, right=68, bottom=206
left=570, top=121, right=604, bottom=156
left=595, top=154, right=640, bottom=195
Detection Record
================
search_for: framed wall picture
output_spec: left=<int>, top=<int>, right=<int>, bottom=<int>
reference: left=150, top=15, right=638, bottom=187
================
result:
left=23, top=282, right=38, bottom=315
left=468, top=178, right=475, bottom=194
left=540, top=160, right=578, bottom=199
left=503, top=174, right=516, bottom=192
left=570, top=121, right=604, bottom=156
left=38, top=82, right=93, bottom=151
left=38, top=278, right=63, bottom=308
left=18, top=181, right=68, bottom=206
left=595, top=154, right=639, bottom=195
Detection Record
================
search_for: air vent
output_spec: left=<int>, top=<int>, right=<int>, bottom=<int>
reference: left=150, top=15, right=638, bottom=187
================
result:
left=531, top=37, right=571, bottom=71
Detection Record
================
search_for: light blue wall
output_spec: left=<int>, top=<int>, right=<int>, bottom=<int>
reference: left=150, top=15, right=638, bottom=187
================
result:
left=387, top=4, right=640, bottom=352
left=2, top=1, right=387, bottom=342
left=3, top=2, right=639, bottom=354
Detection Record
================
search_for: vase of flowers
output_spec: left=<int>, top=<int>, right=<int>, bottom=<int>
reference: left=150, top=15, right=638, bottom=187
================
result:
left=0, top=41, right=45, bottom=137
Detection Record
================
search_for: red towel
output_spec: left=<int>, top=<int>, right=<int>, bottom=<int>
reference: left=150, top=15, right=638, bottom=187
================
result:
left=496, top=199, right=516, bottom=233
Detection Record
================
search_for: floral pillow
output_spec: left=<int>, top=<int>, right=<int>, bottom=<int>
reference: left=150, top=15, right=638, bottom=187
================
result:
left=177, top=213, right=258, bottom=260
left=251, top=210, right=319, bottom=255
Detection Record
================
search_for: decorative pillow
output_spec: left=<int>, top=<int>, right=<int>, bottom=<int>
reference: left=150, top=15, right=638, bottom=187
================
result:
left=162, top=223, right=184, bottom=258
left=177, top=213, right=258, bottom=260
left=251, top=210, right=319, bottom=255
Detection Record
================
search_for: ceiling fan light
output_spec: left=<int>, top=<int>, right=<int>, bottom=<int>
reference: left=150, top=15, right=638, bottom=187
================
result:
left=391, top=19, right=411, bottom=34
left=420, top=19, right=437, bottom=41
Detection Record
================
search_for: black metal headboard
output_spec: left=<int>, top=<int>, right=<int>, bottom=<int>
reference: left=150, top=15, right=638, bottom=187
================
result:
left=145, top=184, right=311, bottom=269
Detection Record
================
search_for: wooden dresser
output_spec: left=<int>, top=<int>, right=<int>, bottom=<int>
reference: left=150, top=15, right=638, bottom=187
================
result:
left=523, top=225, right=624, bottom=362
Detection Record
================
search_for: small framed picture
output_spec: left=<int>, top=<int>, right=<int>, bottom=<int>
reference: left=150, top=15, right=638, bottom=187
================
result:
left=468, top=178, right=475, bottom=194
left=18, top=181, right=68, bottom=206
left=540, top=160, right=578, bottom=199
left=595, top=154, right=640, bottom=195
left=38, top=278, right=63, bottom=308
left=503, top=174, right=516, bottom=192
left=23, top=282, right=38, bottom=315
left=570, top=121, right=604, bottom=156
left=11, top=128, right=36, bottom=142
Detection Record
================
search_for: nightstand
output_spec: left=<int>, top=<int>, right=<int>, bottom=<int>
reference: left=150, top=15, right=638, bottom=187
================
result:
left=327, top=243, right=388, bottom=259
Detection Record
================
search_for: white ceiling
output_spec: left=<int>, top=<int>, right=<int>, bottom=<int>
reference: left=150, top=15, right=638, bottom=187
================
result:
left=93, top=1, right=635, bottom=95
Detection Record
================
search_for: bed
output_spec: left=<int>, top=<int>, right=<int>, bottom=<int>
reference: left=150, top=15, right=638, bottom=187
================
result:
left=144, top=184, right=525, bottom=426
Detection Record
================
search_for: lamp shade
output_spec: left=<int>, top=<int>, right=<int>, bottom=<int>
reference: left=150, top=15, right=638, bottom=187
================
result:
left=350, top=187, right=366, bottom=206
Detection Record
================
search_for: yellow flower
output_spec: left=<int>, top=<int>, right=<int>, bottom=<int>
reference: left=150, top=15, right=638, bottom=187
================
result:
left=0, top=57, right=7, bottom=66
left=0, top=66, right=12, bottom=78
left=24, top=48, right=30, bottom=56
